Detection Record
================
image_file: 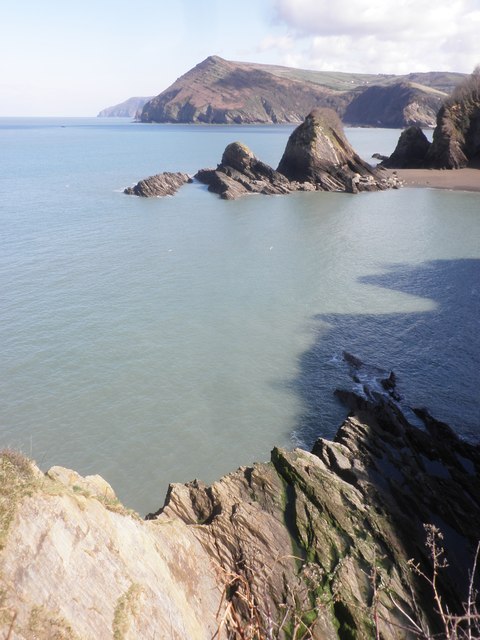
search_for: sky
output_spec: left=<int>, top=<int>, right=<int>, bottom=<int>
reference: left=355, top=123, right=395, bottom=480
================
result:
left=1, top=0, right=479, bottom=116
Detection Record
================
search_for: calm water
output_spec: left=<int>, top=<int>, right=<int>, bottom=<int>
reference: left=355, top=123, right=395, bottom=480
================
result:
left=1, top=118, right=479, bottom=514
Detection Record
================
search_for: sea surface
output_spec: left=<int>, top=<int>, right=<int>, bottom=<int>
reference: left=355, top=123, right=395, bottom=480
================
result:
left=1, top=118, right=479, bottom=515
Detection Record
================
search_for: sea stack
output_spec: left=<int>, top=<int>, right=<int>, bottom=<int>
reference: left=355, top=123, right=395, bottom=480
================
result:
left=277, top=107, right=394, bottom=192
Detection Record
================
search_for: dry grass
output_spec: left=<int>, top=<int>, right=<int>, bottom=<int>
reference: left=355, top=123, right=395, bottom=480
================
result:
left=0, top=449, right=38, bottom=551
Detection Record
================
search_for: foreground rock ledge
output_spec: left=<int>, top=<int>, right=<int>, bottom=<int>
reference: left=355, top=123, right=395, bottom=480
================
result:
left=1, top=359, right=479, bottom=639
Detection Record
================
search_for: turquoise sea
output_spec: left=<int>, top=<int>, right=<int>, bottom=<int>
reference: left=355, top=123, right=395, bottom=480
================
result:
left=1, top=118, right=479, bottom=514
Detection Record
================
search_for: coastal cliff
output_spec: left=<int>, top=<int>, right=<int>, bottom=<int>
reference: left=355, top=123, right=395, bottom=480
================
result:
left=384, top=69, right=480, bottom=169
left=343, top=81, right=443, bottom=128
left=1, top=356, right=479, bottom=639
left=97, top=96, right=152, bottom=118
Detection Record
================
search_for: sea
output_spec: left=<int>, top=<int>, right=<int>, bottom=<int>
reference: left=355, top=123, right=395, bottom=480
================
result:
left=1, top=117, right=479, bottom=515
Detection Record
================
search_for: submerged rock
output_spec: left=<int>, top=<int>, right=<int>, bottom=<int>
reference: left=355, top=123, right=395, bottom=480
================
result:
left=124, top=172, right=192, bottom=197
left=1, top=356, right=479, bottom=639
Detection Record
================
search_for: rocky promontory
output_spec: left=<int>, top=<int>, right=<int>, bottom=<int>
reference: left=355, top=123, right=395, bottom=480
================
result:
left=97, top=96, right=152, bottom=118
left=128, top=55, right=464, bottom=128
left=1, top=356, right=479, bottom=639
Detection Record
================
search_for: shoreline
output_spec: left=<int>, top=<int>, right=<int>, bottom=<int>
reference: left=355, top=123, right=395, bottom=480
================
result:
left=385, top=167, right=480, bottom=192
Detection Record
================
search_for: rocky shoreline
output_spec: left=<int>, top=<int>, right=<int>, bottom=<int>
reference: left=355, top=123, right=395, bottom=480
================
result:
left=124, top=108, right=401, bottom=200
left=1, top=354, right=479, bottom=639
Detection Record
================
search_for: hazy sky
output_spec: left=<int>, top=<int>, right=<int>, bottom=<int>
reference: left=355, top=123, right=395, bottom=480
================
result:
left=1, top=0, right=479, bottom=116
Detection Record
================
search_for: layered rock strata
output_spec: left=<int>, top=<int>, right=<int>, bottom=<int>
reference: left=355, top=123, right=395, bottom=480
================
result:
left=1, top=356, right=479, bottom=639
left=277, top=108, right=397, bottom=193
left=124, top=172, right=192, bottom=197
left=132, top=55, right=463, bottom=127
left=194, top=141, right=315, bottom=200
left=384, top=70, right=480, bottom=169
left=382, top=126, right=432, bottom=169
left=195, top=108, right=400, bottom=199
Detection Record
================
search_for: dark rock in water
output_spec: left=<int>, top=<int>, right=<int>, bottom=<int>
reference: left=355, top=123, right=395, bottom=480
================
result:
left=382, top=126, right=431, bottom=168
left=195, top=110, right=401, bottom=199
left=277, top=108, right=399, bottom=192
left=194, top=141, right=315, bottom=200
left=124, top=172, right=192, bottom=197
left=386, top=70, right=480, bottom=169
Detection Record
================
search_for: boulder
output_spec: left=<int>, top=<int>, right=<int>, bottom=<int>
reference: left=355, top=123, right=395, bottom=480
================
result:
left=124, top=172, right=192, bottom=197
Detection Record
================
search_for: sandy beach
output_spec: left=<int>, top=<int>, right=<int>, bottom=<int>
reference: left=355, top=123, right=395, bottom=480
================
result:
left=386, top=167, right=480, bottom=192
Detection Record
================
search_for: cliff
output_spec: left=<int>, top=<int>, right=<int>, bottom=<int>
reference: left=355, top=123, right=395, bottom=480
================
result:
left=1, top=356, right=479, bottom=639
left=133, top=56, right=464, bottom=127
left=97, top=96, right=152, bottom=118
left=343, top=82, right=444, bottom=128
left=424, top=70, right=480, bottom=168
left=384, top=69, right=480, bottom=169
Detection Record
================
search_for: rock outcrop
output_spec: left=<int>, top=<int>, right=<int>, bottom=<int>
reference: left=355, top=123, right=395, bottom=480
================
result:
left=136, top=55, right=465, bottom=127
left=194, top=141, right=315, bottom=200
left=1, top=356, right=479, bottom=639
left=382, top=126, right=432, bottom=168
left=277, top=108, right=398, bottom=193
left=424, top=72, right=480, bottom=168
left=384, top=70, right=480, bottom=169
left=124, top=172, right=192, bottom=197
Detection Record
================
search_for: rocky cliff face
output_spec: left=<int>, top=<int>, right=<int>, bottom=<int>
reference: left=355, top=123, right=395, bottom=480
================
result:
left=343, top=82, right=443, bottom=128
left=1, top=356, right=479, bottom=639
left=425, top=75, right=480, bottom=168
left=97, top=96, right=152, bottom=118
left=384, top=70, right=480, bottom=169
left=139, top=56, right=342, bottom=125
left=135, top=56, right=464, bottom=127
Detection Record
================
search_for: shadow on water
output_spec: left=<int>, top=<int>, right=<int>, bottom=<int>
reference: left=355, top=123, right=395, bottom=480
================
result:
left=291, top=258, right=480, bottom=447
